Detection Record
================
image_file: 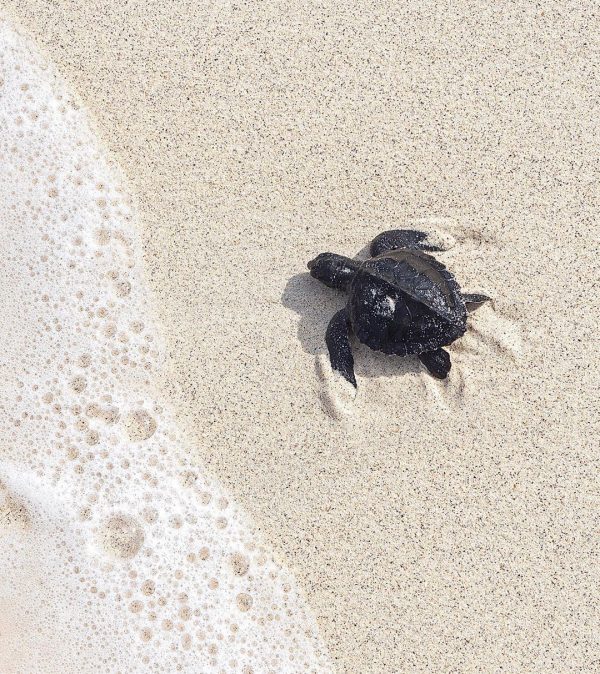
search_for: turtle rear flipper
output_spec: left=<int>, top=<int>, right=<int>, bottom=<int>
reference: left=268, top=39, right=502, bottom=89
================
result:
left=463, top=293, right=491, bottom=312
left=419, top=348, right=451, bottom=379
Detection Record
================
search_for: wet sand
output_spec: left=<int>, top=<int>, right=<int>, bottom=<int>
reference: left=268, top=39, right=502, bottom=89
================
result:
left=2, top=2, right=598, bottom=671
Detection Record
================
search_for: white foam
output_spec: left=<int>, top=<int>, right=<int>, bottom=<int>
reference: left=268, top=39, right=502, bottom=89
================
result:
left=0, top=19, right=333, bottom=673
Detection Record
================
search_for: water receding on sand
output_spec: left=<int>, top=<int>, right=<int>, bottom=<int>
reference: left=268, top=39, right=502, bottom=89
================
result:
left=0, top=19, right=333, bottom=673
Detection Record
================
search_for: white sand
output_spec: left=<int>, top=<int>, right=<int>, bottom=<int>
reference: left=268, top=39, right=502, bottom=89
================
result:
left=2, top=2, right=599, bottom=672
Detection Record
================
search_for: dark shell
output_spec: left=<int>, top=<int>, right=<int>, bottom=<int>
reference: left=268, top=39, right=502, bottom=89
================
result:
left=361, top=250, right=465, bottom=325
left=348, top=250, right=467, bottom=355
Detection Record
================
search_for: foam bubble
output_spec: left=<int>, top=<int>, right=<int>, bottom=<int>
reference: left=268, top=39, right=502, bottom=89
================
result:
left=236, top=593, right=253, bottom=612
left=97, top=513, right=144, bottom=559
left=124, top=409, right=157, bottom=441
left=0, top=18, right=332, bottom=674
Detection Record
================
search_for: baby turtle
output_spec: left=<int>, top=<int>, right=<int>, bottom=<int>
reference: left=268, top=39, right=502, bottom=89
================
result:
left=307, top=229, right=490, bottom=386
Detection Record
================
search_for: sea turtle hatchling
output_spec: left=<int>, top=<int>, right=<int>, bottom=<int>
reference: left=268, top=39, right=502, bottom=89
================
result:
left=307, top=229, right=490, bottom=387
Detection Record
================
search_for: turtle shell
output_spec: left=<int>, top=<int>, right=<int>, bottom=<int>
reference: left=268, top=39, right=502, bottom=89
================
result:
left=361, top=250, right=466, bottom=325
left=347, top=250, right=467, bottom=356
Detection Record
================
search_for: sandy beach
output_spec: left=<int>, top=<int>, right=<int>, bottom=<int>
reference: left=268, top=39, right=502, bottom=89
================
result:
left=2, top=1, right=599, bottom=672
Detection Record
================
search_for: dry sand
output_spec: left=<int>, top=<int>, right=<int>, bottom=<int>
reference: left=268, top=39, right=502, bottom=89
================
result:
left=2, top=1, right=599, bottom=672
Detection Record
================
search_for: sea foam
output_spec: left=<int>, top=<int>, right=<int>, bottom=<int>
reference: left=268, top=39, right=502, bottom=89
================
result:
left=0, top=19, right=333, bottom=674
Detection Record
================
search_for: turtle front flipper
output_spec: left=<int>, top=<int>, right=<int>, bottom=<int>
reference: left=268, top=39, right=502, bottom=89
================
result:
left=370, top=229, right=444, bottom=257
left=462, top=293, right=491, bottom=312
left=419, top=348, right=451, bottom=379
left=325, top=308, right=356, bottom=387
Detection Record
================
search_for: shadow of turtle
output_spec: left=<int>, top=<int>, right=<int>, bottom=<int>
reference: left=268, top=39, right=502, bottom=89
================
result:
left=282, top=272, right=422, bottom=382
left=281, top=272, right=341, bottom=356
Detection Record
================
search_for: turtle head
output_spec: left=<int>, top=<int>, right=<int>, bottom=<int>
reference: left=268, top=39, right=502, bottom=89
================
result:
left=307, top=253, right=359, bottom=291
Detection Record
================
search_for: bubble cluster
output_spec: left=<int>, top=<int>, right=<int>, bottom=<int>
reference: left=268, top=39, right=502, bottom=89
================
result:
left=0, top=482, right=30, bottom=531
left=0, top=19, right=332, bottom=674
left=231, top=552, right=250, bottom=577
